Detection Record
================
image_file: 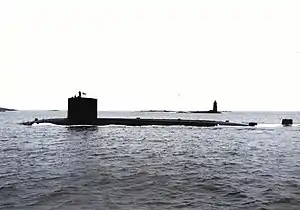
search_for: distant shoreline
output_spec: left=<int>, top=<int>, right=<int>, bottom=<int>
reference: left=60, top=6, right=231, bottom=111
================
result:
left=0, top=107, right=17, bottom=112
left=139, top=110, right=222, bottom=114
left=139, top=110, right=176, bottom=113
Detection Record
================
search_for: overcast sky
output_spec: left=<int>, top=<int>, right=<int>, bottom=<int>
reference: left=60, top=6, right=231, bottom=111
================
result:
left=1, top=0, right=300, bottom=111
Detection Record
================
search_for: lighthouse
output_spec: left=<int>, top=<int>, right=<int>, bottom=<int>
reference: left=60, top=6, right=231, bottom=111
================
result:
left=213, top=100, right=218, bottom=112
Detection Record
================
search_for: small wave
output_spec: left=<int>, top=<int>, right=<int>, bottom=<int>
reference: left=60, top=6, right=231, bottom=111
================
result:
left=1, top=147, right=21, bottom=152
left=256, top=124, right=300, bottom=128
left=225, top=191, right=248, bottom=199
left=0, top=183, right=17, bottom=190
left=274, top=197, right=297, bottom=204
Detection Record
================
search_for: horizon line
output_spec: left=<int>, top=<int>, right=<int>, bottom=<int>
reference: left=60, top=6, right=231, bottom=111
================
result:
left=9, top=109, right=300, bottom=112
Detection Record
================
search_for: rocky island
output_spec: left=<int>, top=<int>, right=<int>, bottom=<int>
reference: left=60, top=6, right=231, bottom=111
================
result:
left=0, top=107, right=16, bottom=112
left=139, top=110, right=175, bottom=113
left=141, top=101, right=221, bottom=114
left=176, top=100, right=221, bottom=114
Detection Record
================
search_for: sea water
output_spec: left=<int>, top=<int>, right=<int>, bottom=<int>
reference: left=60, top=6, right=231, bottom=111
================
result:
left=1, top=111, right=300, bottom=210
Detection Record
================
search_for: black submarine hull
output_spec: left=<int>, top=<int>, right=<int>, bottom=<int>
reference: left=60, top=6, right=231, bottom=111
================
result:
left=21, top=117, right=253, bottom=127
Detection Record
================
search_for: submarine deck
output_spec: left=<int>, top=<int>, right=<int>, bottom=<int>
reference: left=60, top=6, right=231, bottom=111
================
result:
left=21, top=117, right=254, bottom=127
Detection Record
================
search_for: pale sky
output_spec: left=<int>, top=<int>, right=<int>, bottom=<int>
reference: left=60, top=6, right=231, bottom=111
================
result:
left=1, top=0, right=300, bottom=111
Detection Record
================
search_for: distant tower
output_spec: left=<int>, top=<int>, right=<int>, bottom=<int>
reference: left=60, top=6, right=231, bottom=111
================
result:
left=213, top=100, right=218, bottom=112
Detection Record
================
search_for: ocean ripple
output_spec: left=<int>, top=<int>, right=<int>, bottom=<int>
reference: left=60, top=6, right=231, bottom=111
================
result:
left=1, top=111, right=300, bottom=209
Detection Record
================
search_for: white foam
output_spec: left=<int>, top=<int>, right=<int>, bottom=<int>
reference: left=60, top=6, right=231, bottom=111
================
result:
left=255, top=124, right=300, bottom=128
left=32, top=123, right=63, bottom=127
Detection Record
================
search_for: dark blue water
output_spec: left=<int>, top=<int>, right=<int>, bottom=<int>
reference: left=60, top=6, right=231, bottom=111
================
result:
left=1, top=111, right=300, bottom=209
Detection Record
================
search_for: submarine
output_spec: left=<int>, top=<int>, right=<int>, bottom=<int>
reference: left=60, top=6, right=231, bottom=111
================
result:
left=21, top=92, right=257, bottom=127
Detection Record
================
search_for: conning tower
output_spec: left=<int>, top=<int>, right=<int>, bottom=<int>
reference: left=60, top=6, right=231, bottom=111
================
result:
left=67, top=91, right=97, bottom=123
